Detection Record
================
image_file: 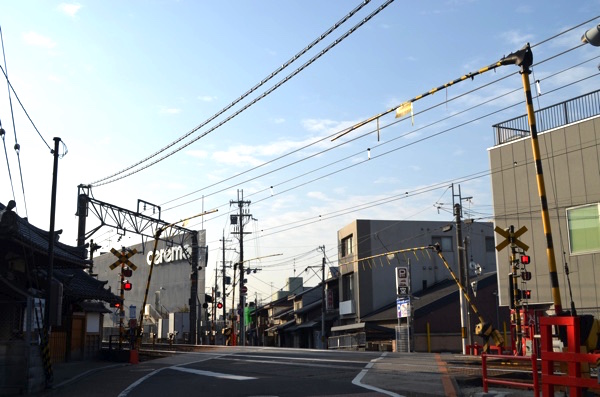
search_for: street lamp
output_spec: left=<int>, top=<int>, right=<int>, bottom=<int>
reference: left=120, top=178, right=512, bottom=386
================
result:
left=582, top=24, right=600, bottom=46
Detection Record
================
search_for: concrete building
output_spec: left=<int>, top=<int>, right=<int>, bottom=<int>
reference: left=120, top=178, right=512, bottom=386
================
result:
left=489, top=89, right=600, bottom=317
left=93, top=231, right=208, bottom=343
left=333, top=219, right=497, bottom=351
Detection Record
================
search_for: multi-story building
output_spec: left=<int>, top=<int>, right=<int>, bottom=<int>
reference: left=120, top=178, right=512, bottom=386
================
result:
left=489, top=89, right=600, bottom=316
left=334, top=219, right=497, bottom=351
left=93, top=231, right=208, bottom=343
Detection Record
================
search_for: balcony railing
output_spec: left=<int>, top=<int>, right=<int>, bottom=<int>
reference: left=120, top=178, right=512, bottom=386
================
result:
left=493, top=89, right=600, bottom=145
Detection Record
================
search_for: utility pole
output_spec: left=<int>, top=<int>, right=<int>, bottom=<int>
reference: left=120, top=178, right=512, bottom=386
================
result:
left=213, top=262, right=218, bottom=345
left=452, top=183, right=468, bottom=355
left=220, top=231, right=232, bottom=336
left=320, top=246, right=326, bottom=349
left=189, top=231, right=199, bottom=344
left=230, top=189, right=251, bottom=346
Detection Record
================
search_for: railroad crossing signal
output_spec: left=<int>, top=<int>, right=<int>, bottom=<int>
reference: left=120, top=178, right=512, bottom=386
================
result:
left=494, top=226, right=529, bottom=252
left=109, top=248, right=138, bottom=270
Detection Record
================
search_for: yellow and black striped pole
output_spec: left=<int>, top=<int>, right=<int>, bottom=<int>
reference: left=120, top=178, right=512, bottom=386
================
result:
left=331, top=59, right=505, bottom=142
left=331, top=42, right=564, bottom=316
left=500, top=44, right=563, bottom=316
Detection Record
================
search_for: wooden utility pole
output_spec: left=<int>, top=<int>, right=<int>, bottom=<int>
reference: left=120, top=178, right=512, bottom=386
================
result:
left=231, top=190, right=251, bottom=346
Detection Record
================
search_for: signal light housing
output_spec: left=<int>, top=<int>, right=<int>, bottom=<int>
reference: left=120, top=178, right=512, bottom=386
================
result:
left=521, top=289, right=531, bottom=300
left=123, top=268, right=133, bottom=277
left=123, top=280, right=132, bottom=291
left=217, top=302, right=223, bottom=309
left=520, top=255, right=530, bottom=265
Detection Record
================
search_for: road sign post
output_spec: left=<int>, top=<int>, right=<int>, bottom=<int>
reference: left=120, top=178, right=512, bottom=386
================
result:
left=395, top=266, right=411, bottom=353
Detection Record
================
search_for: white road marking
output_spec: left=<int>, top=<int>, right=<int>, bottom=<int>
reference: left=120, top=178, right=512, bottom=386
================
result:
left=118, top=352, right=248, bottom=396
left=352, top=352, right=405, bottom=397
left=168, top=366, right=256, bottom=380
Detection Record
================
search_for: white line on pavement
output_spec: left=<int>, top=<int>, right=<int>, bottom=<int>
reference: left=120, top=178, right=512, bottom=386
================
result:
left=169, top=366, right=256, bottom=380
left=352, top=352, right=405, bottom=397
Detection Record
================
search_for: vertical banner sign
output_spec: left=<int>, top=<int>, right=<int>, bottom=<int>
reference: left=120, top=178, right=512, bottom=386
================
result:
left=396, top=266, right=409, bottom=297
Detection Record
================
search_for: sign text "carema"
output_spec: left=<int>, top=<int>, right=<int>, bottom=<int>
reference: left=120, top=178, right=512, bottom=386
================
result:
left=146, top=245, right=191, bottom=265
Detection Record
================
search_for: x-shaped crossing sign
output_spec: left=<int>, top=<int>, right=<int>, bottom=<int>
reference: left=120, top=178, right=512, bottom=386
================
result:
left=109, top=248, right=138, bottom=270
left=494, top=226, right=529, bottom=252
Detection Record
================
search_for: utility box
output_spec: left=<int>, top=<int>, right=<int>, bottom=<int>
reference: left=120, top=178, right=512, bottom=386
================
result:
left=157, top=318, right=170, bottom=339
left=169, top=312, right=190, bottom=342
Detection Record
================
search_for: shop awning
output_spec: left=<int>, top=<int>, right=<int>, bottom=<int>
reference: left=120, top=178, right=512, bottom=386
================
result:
left=330, top=322, right=365, bottom=332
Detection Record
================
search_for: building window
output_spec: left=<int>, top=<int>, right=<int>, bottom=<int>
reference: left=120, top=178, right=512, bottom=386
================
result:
left=567, top=203, right=600, bottom=254
left=342, top=273, right=354, bottom=301
left=485, top=236, right=496, bottom=253
left=341, top=235, right=353, bottom=257
left=432, top=236, right=453, bottom=252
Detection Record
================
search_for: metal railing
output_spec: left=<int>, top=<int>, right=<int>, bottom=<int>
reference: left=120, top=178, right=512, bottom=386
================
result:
left=327, top=332, right=366, bottom=350
left=493, top=89, right=600, bottom=145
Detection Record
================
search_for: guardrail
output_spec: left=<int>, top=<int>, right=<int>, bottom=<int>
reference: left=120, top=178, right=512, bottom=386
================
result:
left=492, top=89, right=600, bottom=145
left=481, top=353, right=539, bottom=396
left=539, top=315, right=600, bottom=396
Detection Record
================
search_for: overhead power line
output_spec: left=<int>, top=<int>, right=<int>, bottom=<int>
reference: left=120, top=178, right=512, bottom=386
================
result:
left=89, top=0, right=394, bottom=187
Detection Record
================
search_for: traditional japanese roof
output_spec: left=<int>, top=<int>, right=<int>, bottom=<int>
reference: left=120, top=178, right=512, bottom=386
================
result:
left=0, top=201, right=90, bottom=269
left=0, top=200, right=120, bottom=305
left=54, top=268, right=120, bottom=305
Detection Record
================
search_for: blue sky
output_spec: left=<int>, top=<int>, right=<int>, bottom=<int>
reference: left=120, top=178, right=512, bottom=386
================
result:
left=1, top=1, right=599, bottom=303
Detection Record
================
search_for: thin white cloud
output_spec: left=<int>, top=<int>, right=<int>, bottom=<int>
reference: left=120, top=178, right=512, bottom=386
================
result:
left=498, top=30, right=535, bottom=47
left=373, top=176, right=400, bottom=185
left=212, top=149, right=264, bottom=167
left=515, top=5, right=532, bottom=13
left=198, top=95, right=217, bottom=102
left=159, top=107, right=182, bottom=115
left=272, top=118, right=285, bottom=124
left=58, top=3, right=82, bottom=17
left=23, top=32, right=56, bottom=49
left=186, top=150, right=209, bottom=159
left=306, top=191, right=332, bottom=202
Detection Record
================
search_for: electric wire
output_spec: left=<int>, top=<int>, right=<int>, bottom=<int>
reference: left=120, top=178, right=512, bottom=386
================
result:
left=89, top=0, right=374, bottom=186
left=530, top=15, right=600, bottom=49
left=197, top=59, right=600, bottom=232
left=87, top=22, right=597, bottom=264
left=0, top=26, right=16, bottom=204
left=94, top=22, right=600, bottom=270
left=90, top=0, right=394, bottom=187
left=159, top=44, right=596, bottom=215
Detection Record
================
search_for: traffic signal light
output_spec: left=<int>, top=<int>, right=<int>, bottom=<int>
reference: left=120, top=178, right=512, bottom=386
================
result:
left=520, top=254, right=530, bottom=265
left=521, top=271, right=532, bottom=281
left=123, top=267, right=133, bottom=277
left=520, top=289, right=531, bottom=300
left=123, top=280, right=132, bottom=291
left=217, top=302, right=223, bottom=309
left=110, top=301, right=121, bottom=308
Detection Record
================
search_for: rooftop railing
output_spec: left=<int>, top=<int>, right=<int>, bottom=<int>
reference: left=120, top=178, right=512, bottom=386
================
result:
left=492, top=89, right=600, bottom=145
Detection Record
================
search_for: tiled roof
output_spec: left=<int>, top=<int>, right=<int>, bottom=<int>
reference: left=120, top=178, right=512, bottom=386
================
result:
left=0, top=201, right=90, bottom=268
left=54, top=268, right=121, bottom=304
left=0, top=201, right=119, bottom=304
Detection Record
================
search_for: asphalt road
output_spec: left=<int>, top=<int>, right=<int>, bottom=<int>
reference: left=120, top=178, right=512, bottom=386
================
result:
left=36, top=347, right=534, bottom=397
